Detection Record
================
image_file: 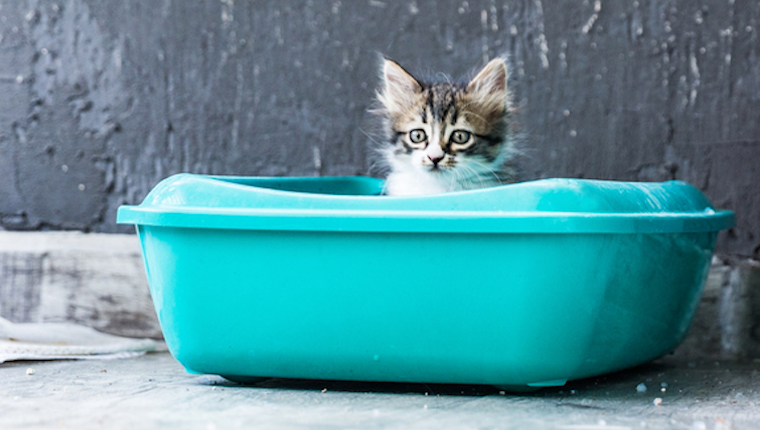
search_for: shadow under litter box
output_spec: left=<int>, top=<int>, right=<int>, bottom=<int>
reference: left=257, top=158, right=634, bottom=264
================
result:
left=2, top=351, right=758, bottom=429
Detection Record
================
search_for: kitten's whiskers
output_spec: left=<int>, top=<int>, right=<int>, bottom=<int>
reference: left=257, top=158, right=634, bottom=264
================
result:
left=464, top=158, right=503, bottom=184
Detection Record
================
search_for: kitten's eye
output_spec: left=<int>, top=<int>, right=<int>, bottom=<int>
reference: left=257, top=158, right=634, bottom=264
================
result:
left=451, top=130, right=471, bottom=144
left=409, top=129, right=427, bottom=143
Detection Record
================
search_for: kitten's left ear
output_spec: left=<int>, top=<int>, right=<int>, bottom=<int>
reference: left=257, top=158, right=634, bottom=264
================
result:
left=467, top=58, right=510, bottom=111
left=379, top=59, right=422, bottom=114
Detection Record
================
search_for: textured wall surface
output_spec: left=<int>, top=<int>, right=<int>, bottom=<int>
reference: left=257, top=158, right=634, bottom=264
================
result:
left=0, top=232, right=160, bottom=337
left=0, top=0, right=758, bottom=256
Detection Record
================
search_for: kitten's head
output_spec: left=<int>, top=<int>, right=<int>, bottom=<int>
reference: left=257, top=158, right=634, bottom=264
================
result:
left=375, top=58, right=516, bottom=194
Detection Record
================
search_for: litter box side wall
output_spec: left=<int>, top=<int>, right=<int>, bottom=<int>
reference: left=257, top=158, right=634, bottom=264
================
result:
left=571, top=231, right=718, bottom=380
left=132, top=223, right=703, bottom=387
left=135, top=226, right=636, bottom=385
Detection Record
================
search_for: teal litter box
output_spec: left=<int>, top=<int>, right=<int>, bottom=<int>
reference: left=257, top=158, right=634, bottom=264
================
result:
left=117, top=174, right=734, bottom=389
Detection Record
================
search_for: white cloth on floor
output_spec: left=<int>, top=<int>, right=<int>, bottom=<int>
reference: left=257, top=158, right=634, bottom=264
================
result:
left=0, top=317, right=160, bottom=363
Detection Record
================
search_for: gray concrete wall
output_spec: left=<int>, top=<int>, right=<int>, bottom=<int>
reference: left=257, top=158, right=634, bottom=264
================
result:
left=0, top=232, right=160, bottom=338
left=1, top=0, right=759, bottom=258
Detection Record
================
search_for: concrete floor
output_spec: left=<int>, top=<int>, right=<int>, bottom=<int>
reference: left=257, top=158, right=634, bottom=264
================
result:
left=1, top=352, right=758, bottom=430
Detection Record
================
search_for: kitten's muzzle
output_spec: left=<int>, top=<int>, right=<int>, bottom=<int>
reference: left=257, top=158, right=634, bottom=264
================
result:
left=427, top=154, right=445, bottom=166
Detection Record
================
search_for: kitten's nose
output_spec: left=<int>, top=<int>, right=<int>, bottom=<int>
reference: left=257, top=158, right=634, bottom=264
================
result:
left=428, top=154, right=444, bottom=165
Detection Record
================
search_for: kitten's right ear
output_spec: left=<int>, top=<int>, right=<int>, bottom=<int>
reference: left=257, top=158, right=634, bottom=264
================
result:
left=466, top=58, right=510, bottom=114
left=379, top=59, right=422, bottom=114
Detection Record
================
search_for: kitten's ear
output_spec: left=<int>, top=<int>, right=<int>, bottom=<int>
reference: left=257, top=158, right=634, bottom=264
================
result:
left=466, top=58, right=510, bottom=112
left=379, top=59, right=422, bottom=113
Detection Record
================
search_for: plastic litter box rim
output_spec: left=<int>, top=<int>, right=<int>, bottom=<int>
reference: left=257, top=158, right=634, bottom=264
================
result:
left=116, top=174, right=735, bottom=234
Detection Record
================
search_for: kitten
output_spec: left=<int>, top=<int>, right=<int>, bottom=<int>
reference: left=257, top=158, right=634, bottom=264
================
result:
left=374, top=57, right=518, bottom=196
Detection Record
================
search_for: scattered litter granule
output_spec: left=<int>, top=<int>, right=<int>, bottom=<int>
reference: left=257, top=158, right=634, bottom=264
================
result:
left=653, top=397, right=663, bottom=406
left=636, top=382, right=647, bottom=392
left=25, top=368, right=35, bottom=376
